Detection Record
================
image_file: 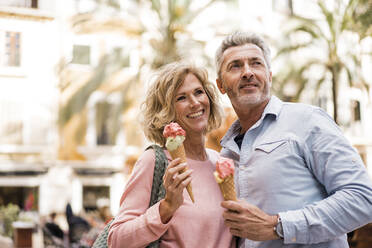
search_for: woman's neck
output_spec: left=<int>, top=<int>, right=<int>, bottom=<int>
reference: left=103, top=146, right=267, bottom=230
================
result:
left=183, top=134, right=207, bottom=161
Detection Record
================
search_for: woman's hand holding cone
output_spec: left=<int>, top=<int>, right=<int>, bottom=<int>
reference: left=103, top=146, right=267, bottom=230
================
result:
left=159, top=158, right=193, bottom=223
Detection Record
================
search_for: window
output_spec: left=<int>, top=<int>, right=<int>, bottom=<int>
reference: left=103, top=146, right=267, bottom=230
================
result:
left=0, top=187, right=38, bottom=211
left=95, top=101, right=115, bottom=145
left=2, top=0, right=38, bottom=8
left=3, top=32, right=21, bottom=67
left=351, top=100, right=361, bottom=122
left=82, top=186, right=110, bottom=212
left=71, top=45, right=91, bottom=65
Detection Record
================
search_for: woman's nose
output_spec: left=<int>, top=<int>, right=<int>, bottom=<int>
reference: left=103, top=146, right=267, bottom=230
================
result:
left=189, top=95, right=200, bottom=107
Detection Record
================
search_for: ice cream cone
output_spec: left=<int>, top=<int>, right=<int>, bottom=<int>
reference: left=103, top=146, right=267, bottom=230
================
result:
left=214, top=156, right=237, bottom=201
left=216, top=175, right=237, bottom=201
left=168, top=145, right=195, bottom=203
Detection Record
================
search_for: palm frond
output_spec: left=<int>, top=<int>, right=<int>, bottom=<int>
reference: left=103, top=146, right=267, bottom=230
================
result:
left=341, top=0, right=356, bottom=31
left=184, top=0, right=218, bottom=22
left=58, top=57, right=108, bottom=127
left=314, top=73, right=327, bottom=93
left=290, top=14, right=327, bottom=40
left=274, top=41, right=314, bottom=58
left=318, top=1, right=337, bottom=41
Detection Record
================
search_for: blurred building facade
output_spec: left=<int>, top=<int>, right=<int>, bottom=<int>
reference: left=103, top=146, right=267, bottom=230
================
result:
left=0, top=0, right=371, bottom=246
left=0, top=0, right=138, bottom=222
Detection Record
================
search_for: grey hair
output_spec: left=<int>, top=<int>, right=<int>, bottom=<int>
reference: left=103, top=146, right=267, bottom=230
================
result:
left=215, top=31, right=271, bottom=77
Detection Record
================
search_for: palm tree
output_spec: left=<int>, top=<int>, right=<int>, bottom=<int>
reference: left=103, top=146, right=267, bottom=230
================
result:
left=273, top=0, right=369, bottom=124
left=344, top=0, right=372, bottom=39
left=58, top=0, right=235, bottom=159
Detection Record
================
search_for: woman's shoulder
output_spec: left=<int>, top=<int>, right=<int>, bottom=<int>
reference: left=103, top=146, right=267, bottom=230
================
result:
left=139, top=146, right=171, bottom=167
left=130, top=148, right=157, bottom=174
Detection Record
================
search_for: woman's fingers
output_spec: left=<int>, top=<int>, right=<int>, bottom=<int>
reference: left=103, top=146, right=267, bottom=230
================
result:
left=163, top=161, right=187, bottom=186
left=163, top=158, right=181, bottom=184
left=172, top=169, right=192, bottom=188
left=162, top=164, right=192, bottom=211
left=167, top=157, right=181, bottom=167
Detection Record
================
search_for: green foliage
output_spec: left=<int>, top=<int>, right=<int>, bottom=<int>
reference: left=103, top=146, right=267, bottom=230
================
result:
left=0, top=203, right=20, bottom=238
left=274, top=0, right=369, bottom=124
left=344, top=0, right=372, bottom=38
left=59, top=0, right=236, bottom=145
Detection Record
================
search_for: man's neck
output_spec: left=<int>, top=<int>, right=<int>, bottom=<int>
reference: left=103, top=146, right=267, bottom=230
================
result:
left=234, top=100, right=269, bottom=133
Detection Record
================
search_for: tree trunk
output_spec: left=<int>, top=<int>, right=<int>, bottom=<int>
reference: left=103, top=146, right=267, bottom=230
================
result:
left=331, top=66, right=339, bottom=124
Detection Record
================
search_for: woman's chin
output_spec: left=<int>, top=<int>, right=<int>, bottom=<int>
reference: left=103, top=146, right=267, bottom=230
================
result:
left=186, top=126, right=207, bottom=136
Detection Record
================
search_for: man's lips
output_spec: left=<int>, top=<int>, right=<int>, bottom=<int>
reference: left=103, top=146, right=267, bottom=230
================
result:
left=239, top=83, right=259, bottom=89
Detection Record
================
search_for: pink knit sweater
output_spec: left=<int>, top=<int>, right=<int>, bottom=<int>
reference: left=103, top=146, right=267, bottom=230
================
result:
left=108, top=148, right=235, bottom=248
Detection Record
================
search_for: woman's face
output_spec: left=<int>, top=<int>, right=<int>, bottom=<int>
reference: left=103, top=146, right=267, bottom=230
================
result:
left=174, top=73, right=210, bottom=136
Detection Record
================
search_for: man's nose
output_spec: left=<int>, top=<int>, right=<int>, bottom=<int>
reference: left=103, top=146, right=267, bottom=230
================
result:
left=242, top=64, right=253, bottom=79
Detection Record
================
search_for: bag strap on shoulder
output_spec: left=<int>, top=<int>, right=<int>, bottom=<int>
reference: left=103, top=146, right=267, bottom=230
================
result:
left=92, top=144, right=168, bottom=248
left=146, top=144, right=168, bottom=207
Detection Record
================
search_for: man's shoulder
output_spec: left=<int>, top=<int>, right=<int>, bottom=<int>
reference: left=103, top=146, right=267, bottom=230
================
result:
left=279, top=101, right=321, bottom=118
left=282, top=101, right=317, bottom=111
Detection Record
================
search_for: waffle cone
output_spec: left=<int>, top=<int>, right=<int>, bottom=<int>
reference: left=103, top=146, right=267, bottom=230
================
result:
left=217, top=175, right=237, bottom=201
left=168, top=145, right=195, bottom=203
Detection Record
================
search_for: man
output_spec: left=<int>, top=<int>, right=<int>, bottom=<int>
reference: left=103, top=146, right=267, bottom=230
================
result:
left=215, top=31, right=372, bottom=247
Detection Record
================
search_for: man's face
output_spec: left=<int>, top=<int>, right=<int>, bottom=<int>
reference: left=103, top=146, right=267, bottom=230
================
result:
left=216, top=44, right=272, bottom=110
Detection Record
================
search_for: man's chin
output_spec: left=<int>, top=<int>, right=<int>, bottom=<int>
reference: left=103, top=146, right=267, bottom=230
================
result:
left=238, top=95, right=264, bottom=106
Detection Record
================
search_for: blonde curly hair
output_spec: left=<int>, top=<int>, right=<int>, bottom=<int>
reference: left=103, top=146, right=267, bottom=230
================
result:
left=141, top=61, right=223, bottom=146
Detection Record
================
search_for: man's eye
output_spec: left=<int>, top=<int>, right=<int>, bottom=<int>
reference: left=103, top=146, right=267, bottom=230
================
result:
left=227, top=64, right=239, bottom=71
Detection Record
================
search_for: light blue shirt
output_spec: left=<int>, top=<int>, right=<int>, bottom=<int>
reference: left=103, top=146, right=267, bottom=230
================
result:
left=220, top=95, right=372, bottom=248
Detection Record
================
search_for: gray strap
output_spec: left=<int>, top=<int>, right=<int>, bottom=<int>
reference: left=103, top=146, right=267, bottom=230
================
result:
left=147, top=144, right=168, bottom=207
left=145, top=144, right=168, bottom=248
left=92, top=144, right=168, bottom=248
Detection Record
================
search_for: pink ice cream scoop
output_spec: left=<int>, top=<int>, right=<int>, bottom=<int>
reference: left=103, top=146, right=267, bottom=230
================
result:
left=214, top=156, right=237, bottom=201
left=163, top=122, right=186, bottom=138
left=216, top=157, right=234, bottom=179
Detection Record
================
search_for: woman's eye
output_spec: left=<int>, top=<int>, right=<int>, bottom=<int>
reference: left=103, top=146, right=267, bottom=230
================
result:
left=176, top=96, right=186, bottom=101
left=195, top=89, right=204, bottom=95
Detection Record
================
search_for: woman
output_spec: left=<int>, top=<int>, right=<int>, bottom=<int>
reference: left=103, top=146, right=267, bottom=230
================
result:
left=108, top=61, right=236, bottom=247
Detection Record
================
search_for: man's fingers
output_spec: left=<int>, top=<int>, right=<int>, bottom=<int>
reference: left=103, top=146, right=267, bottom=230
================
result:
left=230, top=228, right=243, bottom=237
left=223, top=209, right=240, bottom=221
left=221, top=200, right=244, bottom=212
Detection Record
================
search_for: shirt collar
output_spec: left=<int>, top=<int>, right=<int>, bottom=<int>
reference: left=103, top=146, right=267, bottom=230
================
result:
left=221, top=95, right=283, bottom=145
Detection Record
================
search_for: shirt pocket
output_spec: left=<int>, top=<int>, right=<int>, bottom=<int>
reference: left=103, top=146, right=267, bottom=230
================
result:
left=255, top=140, right=287, bottom=154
